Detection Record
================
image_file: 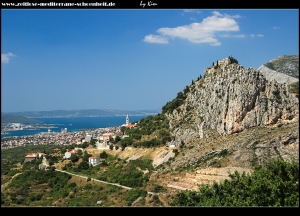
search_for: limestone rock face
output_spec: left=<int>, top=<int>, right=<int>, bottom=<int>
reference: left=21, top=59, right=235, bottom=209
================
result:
left=257, top=65, right=298, bottom=85
left=166, top=57, right=299, bottom=147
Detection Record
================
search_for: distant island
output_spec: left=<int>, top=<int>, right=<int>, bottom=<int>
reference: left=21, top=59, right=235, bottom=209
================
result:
left=1, top=109, right=159, bottom=123
left=1, top=114, right=42, bottom=124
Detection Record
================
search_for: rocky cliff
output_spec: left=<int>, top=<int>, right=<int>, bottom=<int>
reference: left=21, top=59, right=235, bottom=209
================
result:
left=166, top=56, right=298, bottom=146
left=161, top=56, right=299, bottom=171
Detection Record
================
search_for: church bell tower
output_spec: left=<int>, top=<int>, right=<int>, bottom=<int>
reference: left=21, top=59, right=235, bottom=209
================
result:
left=126, top=114, right=129, bottom=125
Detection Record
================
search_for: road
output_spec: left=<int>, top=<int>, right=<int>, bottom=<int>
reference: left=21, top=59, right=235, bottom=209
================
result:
left=55, top=169, right=160, bottom=195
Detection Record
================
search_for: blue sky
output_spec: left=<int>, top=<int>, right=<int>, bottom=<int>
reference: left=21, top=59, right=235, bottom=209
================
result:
left=1, top=9, right=299, bottom=113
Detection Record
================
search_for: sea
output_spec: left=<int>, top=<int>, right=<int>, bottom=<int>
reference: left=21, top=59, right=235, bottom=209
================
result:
left=1, top=116, right=148, bottom=139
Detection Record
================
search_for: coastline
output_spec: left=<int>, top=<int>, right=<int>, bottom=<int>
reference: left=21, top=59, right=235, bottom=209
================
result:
left=1, top=115, right=147, bottom=139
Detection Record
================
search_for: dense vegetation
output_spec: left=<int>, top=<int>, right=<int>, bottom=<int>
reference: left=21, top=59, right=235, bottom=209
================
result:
left=1, top=166, right=131, bottom=206
left=1, top=144, right=61, bottom=177
left=1, top=146, right=157, bottom=206
left=98, top=158, right=152, bottom=188
left=169, top=159, right=299, bottom=207
left=119, top=113, right=171, bottom=149
left=162, top=91, right=188, bottom=114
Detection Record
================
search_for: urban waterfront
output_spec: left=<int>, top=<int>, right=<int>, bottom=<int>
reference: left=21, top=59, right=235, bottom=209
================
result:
left=1, top=116, right=148, bottom=139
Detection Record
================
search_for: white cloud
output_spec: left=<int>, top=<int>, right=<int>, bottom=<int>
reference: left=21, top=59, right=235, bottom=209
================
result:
left=212, top=11, right=223, bottom=17
left=224, top=14, right=241, bottom=19
left=143, top=34, right=168, bottom=44
left=1, top=52, right=16, bottom=64
left=273, top=26, right=280, bottom=30
left=212, top=11, right=241, bottom=19
left=219, top=34, right=245, bottom=38
left=144, top=11, right=240, bottom=46
left=183, top=9, right=202, bottom=14
left=250, top=34, right=264, bottom=38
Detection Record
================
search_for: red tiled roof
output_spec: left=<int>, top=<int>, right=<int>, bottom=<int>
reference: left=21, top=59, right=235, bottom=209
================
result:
left=89, top=156, right=98, bottom=159
left=25, top=155, right=37, bottom=158
left=127, top=123, right=137, bottom=128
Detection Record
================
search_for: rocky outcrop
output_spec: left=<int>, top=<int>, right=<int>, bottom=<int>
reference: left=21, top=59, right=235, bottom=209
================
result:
left=257, top=65, right=298, bottom=85
left=166, top=57, right=299, bottom=146
left=152, top=150, right=175, bottom=167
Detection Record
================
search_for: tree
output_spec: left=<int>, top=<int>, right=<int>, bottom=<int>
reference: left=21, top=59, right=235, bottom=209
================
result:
left=78, top=161, right=89, bottom=170
left=77, top=149, right=83, bottom=156
left=61, top=148, right=67, bottom=154
left=115, top=136, right=121, bottom=143
left=82, top=151, right=92, bottom=162
left=100, top=151, right=108, bottom=159
left=120, top=126, right=127, bottom=134
left=109, top=144, right=114, bottom=150
left=69, top=154, right=79, bottom=163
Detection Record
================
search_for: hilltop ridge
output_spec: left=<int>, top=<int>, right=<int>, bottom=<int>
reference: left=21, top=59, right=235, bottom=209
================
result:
left=161, top=55, right=298, bottom=170
left=261, top=55, right=299, bottom=78
left=166, top=56, right=298, bottom=141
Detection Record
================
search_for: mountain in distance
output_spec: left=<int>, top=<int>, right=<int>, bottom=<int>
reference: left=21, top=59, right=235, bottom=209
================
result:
left=261, top=55, right=299, bottom=78
left=1, top=114, right=42, bottom=124
left=1, top=109, right=160, bottom=119
left=257, top=55, right=299, bottom=85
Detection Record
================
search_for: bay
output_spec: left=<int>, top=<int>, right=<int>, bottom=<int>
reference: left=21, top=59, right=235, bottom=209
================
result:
left=1, top=115, right=148, bottom=138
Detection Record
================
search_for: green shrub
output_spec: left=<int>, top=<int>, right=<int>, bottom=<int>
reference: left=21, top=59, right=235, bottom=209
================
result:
left=170, top=159, right=299, bottom=206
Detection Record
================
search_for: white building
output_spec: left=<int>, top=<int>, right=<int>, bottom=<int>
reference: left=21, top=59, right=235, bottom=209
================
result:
left=85, top=134, right=92, bottom=142
left=61, top=128, right=67, bottom=133
left=96, top=141, right=109, bottom=149
left=89, top=156, right=100, bottom=166
left=64, top=149, right=78, bottom=159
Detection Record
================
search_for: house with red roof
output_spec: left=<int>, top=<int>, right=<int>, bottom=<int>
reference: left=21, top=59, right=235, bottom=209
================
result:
left=24, top=152, right=47, bottom=163
left=63, top=149, right=78, bottom=159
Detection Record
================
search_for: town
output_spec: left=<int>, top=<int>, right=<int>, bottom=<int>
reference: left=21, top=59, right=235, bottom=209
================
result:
left=1, top=114, right=137, bottom=150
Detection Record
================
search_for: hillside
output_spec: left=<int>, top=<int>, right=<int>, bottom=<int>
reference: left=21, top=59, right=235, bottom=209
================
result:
left=1, top=56, right=298, bottom=207
left=257, top=55, right=299, bottom=86
left=159, top=55, right=298, bottom=171
left=261, top=55, right=299, bottom=78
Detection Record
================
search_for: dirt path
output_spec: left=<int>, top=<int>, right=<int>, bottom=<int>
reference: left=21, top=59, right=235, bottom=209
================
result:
left=1, top=172, right=22, bottom=191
